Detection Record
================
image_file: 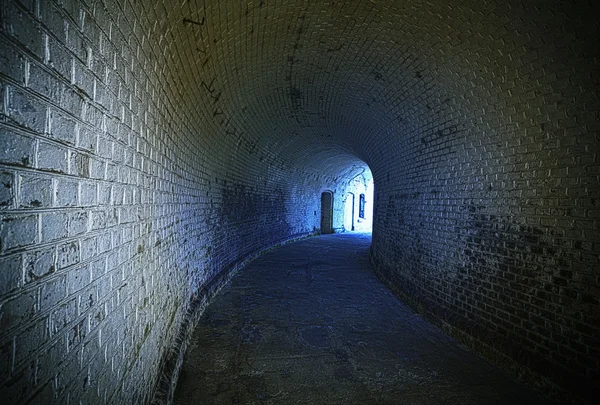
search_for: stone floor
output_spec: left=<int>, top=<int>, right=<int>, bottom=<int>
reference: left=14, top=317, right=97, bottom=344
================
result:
left=173, top=233, right=553, bottom=405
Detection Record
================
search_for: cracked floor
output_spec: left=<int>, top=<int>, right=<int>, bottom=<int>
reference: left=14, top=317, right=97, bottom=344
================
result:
left=173, top=233, right=553, bottom=405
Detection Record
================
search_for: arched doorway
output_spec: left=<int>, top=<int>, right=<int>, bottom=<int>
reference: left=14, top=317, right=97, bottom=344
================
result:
left=320, top=191, right=334, bottom=234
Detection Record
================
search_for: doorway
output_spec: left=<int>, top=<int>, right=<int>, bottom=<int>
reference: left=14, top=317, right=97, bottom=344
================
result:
left=344, top=193, right=355, bottom=231
left=320, top=191, right=334, bottom=234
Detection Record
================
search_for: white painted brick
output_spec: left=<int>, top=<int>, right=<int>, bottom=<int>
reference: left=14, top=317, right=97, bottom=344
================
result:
left=0, top=171, right=15, bottom=209
left=90, top=258, right=106, bottom=281
left=13, top=318, right=49, bottom=368
left=40, top=274, right=67, bottom=312
left=47, top=36, right=72, bottom=80
left=48, top=108, right=77, bottom=145
left=5, top=86, right=47, bottom=134
left=18, top=173, right=53, bottom=208
left=78, top=127, right=98, bottom=152
left=0, top=254, right=22, bottom=295
left=89, top=158, right=105, bottom=180
left=98, top=183, right=111, bottom=205
left=0, top=289, right=37, bottom=331
left=37, top=141, right=68, bottom=173
left=23, top=247, right=55, bottom=283
left=66, top=264, right=91, bottom=296
left=57, top=240, right=80, bottom=270
left=55, top=178, right=79, bottom=207
left=4, top=0, right=43, bottom=58
left=0, top=214, right=38, bottom=253
left=0, top=36, right=25, bottom=83
left=68, top=210, right=89, bottom=236
left=40, top=211, right=68, bottom=243
left=0, top=128, right=37, bottom=168
left=80, top=181, right=97, bottom=206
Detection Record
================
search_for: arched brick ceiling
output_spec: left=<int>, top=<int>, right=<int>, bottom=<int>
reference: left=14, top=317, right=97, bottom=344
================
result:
left=143, top=0, right=595, bottom=182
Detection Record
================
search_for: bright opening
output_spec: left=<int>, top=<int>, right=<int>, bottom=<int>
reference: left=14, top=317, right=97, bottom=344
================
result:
left=343, top=170, right=374, bottom=233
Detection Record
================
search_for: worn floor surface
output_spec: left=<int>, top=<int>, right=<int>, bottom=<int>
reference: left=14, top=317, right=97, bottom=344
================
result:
left=173, top=233, right=552, bottom=405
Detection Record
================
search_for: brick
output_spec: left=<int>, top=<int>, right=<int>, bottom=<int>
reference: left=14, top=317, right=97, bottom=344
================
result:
left=75, top=291, right=94, bottom=326
left=3, top=1, right=43, bottom=59
left=98, top=183, right=111, bottom=205
left=55, top=178, right=79, bottom=207
left=39, top=1, right=67, bottom=44
left=40, top=274, right=67, bottom=311
left=0, top=360, right=35, bottom=404
left=69, top=152, right=90, bottom=178
left=0, top=214, right=38, bottom=252
left=0, top=171, right=15, bottom=208
left=80, top=181, right=97, bottom=206
left=96, top=135, right=113, bottom=160
left=34, top=338, right=67, bottom=389
left=50, top=299, right=77, bottom=336
left=57, top=240, right=80, bottom=270
left=59, top=86, right=85, bottom=118
left=40, top=211, right=68, bottom=243
left=81, top=330, right=102, bottom=373
left=0, top=339, right=12, bottom=381
left=13, top=0, right=36, bottom=17
left=27, top=62, right=65, bottom=101
left=90, top=257, right=106, bottom=280
left=82, top=105, right=103, bottom=132
left=0, top=36, right=26, bottom=82
left=105, top=163, right=118, bottom=182
left=46, top=36, right=72, bottom=80
left=68, top=210, right=89, bottom=236
left=78, top=127, right=98, bottom=151
left=96, top=275, right=111, bottom=300
left=94, top=79, right=107, bottom=105
left=23, top=247, right=56, bottom=283
left=37, top=141, right=68, bottom=173
left=54, top=353, right=78, bottom=400
left=0, top=253, right=22, bottom=295
left=96, top=232, right=111, bottom=254
left=66, top=264, right=91, bottom=296
left=73, top=59, right=94, bottom=100
left=0, top=128, right=36, bottom=167
left=13, top=318, right=49, bottom=368
left=90, top=210, right=105, bottom=231
left=81, top=235, right=97, bottom=261
left=18, top=173, right=53, bottom=208
left=5, top=85, right=47, bottom=133
left=48, top=108, right=77, bottom=145
left=89, top=157, right=106, bottom=180
left=0, top=289, right=37, bottom=331
left=66, top=23, right=88, bottom=63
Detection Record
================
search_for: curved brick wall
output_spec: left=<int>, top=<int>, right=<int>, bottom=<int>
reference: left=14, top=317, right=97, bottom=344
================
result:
left=0, top=0, right=597, bottom=404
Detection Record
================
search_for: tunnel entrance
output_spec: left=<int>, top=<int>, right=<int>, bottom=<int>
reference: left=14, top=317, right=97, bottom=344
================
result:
left=320, top=191, right=334, bottom=234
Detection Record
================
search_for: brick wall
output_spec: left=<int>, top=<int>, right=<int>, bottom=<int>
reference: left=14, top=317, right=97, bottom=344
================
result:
left=364, top=2, right=599, bottom=404
left=1, top=0, right=598, bottom=404
left=0, top=1, right=342, bottom=403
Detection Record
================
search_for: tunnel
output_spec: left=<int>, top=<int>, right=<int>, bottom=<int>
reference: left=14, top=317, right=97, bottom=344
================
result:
left=0, top=0, right=598, bottom=404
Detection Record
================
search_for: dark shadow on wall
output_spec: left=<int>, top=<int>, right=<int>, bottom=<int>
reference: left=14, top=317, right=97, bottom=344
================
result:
left=220, top=185, right=293, bottom=259
left=369, top=197, right=599, bottom=405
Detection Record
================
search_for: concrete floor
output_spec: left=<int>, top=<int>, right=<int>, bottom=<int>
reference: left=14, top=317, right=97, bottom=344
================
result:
left=173, top=233, right=553, bottom=405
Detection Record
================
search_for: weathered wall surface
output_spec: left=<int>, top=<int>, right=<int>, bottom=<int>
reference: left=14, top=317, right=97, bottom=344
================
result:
left=365, top=3, right=599, bottom=403
left=0, top=0, right=598, bottom=404
left=0, top=1, right=346, bottom=403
